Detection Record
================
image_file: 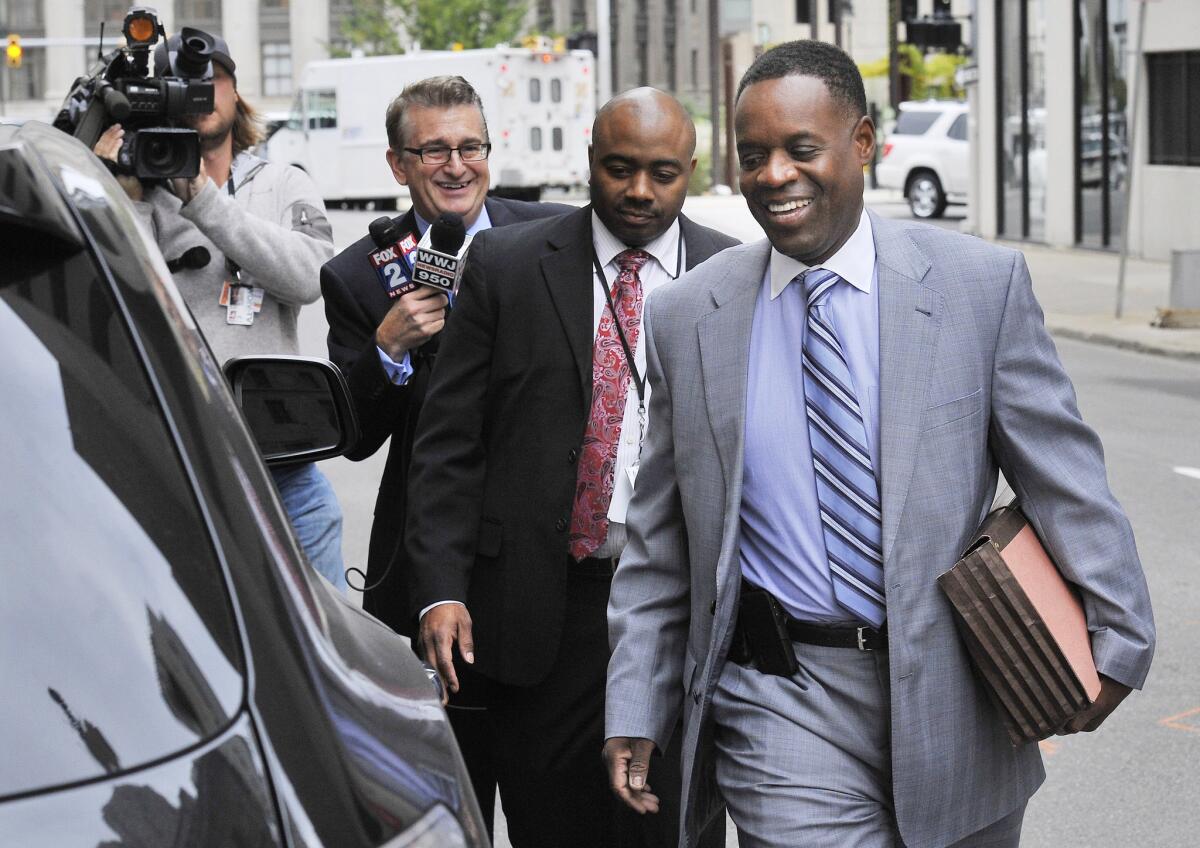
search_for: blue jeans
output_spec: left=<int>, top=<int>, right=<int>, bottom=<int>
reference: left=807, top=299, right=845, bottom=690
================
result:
left=270, top=462, right=347, bottom=591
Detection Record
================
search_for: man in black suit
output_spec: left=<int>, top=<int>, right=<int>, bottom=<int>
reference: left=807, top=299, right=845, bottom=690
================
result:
left=406, top=88, right=738, bottom=848
left=319, top=75, right=570, bottom=837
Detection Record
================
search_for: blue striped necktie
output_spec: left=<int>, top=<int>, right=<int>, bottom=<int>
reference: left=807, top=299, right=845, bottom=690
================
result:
left=800, top=268, right=887, bottom=628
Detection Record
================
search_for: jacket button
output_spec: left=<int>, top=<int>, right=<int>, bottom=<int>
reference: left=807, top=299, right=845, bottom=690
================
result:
left=568, top=449, right=578, bottom=463
left=555, top=518, right=567, bottom=532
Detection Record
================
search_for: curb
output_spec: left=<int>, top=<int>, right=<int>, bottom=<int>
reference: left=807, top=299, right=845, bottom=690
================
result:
left=1045, top=321, right=1200, bottom=362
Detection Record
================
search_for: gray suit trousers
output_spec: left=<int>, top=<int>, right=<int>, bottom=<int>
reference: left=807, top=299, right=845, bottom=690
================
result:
left=711, top=643, right=1025, bottom=848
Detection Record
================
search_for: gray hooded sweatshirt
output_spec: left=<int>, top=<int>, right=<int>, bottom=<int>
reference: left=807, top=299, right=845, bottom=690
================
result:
left=135, top=151, right=334, bottom=364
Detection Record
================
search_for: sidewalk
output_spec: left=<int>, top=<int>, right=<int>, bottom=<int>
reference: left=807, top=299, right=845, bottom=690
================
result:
left=999, top=240, right=1200, bottom=361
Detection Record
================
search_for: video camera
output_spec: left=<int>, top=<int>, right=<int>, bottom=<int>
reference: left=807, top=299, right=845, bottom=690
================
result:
left=54, top=5, right=215, bottom=180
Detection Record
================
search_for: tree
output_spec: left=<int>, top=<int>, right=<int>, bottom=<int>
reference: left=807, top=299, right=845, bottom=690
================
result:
left=339, top=0, right=530, bottom=55
left=395, top=0, right=529, bottom=51
left=338, top=0, right=405, bottom=56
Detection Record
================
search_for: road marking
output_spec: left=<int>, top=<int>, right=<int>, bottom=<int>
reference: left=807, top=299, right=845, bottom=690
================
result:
left=1173, top=466, right=1200, bottom=481
left=1159, top=707, right=1200, bottom=734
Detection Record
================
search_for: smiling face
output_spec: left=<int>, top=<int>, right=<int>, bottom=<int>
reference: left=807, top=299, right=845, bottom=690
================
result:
left=588, top=92, right=696, bottom=247
left=385, top=103, right=490, bottom=227
left=735, top=74, right=875, bottom=265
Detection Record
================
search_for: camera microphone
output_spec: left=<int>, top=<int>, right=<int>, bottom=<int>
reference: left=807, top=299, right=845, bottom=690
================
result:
left=413, top=212, right=471, bottom=295
left=166, top=245, right=210, bottom=273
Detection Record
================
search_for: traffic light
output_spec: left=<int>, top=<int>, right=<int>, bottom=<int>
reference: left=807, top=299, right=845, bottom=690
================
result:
left=6, top=34, right=21, bottom=69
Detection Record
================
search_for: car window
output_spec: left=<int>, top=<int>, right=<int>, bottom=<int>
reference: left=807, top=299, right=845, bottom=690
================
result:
left=947, top=113, right=968, bottom=141
left=0, top=240, right=244, bottom=799
left=893, top=110, right=942, bottom=136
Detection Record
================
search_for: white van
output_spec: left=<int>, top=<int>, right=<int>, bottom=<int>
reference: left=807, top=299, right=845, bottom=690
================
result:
left=265, top=47, right=596, bottom=207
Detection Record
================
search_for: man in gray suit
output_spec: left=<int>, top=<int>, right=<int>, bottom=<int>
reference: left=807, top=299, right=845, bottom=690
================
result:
left=604, top=41, right=1154, bottom=848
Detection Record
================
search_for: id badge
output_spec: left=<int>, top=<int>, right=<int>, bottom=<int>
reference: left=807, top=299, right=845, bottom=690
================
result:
left=607, top=460, right=639, bottom=525
left=226, top=284, right=255, bottom=326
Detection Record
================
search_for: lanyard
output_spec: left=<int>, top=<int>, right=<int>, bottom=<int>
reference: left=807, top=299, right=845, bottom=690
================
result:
left=224, top=176, right=244, bottom=284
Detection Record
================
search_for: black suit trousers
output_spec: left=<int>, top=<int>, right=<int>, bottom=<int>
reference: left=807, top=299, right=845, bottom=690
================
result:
left=451, top=565, right=722, bottom=848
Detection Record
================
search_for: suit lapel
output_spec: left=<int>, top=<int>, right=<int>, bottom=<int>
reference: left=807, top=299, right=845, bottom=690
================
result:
left=697, top=240, right=771, bottom=490
left=540, top=207, right=596, bottom=405
left=680, top=215, right=718, bottom=270
left=872, top=212, right=943, bottom=558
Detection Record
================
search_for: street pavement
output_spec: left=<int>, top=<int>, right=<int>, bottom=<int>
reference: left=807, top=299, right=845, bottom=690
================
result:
left=303, top=196, right=1199, bottom=847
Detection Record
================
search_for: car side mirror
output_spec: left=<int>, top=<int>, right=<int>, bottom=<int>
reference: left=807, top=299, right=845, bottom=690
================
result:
left=223, top=355, right=359, bottom=466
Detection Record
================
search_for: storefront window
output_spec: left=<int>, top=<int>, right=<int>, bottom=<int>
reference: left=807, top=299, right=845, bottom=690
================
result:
left=998, top=0, right=1047, bottom=241
left=1077, top=0, right=1129, bottom=248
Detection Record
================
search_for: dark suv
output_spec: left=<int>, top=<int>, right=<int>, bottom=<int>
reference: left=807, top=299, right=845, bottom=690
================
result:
left=0, top=122, right=487, bottom=847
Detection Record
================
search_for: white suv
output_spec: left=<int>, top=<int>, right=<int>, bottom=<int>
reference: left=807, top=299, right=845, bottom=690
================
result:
left=877, top=100, right=969, bottom=219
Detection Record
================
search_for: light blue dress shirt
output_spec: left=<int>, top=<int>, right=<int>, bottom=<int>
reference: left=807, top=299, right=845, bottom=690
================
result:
left=738, top=208, right=882, bottom=623
left=376, top=204, right=494, bottom=385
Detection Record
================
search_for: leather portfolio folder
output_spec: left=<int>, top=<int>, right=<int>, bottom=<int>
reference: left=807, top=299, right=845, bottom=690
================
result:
left=938, top=504, right=1101, bottom=745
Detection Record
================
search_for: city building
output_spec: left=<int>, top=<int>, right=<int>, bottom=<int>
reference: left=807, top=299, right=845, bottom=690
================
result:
left=970, top=0, right=1200, bottom=260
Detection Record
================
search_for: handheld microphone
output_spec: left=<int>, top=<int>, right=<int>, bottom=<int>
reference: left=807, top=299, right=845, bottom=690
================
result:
left=412, top=212, right=472, bottom=296
left=166, top=245, right=210, bottom=273
left=366, top=215, right=419, bottom=299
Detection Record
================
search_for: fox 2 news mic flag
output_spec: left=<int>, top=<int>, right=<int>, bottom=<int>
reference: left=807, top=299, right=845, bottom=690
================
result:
left=367, top=215, right=419, bottom=300
left=413, top=212, right=471, bottom=296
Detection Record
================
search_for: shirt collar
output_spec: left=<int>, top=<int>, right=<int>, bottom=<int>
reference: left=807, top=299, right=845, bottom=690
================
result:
left=768, top=207, right=876, bottom=300
left=414, top=203, right=493, bottom=236
left=591, top=210, right=682, bottom=278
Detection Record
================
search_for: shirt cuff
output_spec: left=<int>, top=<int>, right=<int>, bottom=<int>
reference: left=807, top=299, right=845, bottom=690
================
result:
left=419, top=600, right=465, bottom=621
left=376, top=346, right=414, bottom=386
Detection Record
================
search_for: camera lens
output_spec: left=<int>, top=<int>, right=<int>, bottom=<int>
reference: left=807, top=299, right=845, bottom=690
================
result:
left=143, top=137, right=183, bottom=173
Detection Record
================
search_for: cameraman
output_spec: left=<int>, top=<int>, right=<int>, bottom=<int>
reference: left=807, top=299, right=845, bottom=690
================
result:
left=94, top=34, right=346, bottom=591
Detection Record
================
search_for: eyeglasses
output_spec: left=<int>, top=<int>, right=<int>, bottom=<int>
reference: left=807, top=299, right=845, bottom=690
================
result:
left=402, top=142, right=492, bottom=164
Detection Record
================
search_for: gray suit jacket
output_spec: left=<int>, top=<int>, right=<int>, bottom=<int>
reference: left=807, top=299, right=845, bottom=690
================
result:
left=606, top=212, right=1154, bottom=848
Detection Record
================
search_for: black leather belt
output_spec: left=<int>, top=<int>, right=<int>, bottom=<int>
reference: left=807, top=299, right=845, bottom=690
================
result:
left=784, top=619, right=888, bottom=651
left=573, top=555, right=620, bottom=578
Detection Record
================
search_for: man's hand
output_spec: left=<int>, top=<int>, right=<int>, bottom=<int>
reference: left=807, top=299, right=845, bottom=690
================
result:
left=93, top=124, right=143, bottom=201
left=1060, top=675, right=1133, bottom=734
left=603, top=736, right=661, bottom=815
left=169, top=157, right=210, bottom=205
left=419, top=603, right=474, bottom=696
left=376, top=286, right=449, bottom=360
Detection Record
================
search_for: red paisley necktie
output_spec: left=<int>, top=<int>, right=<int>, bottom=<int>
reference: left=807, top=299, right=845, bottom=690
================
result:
left=569, top=248, right=651, bottom=560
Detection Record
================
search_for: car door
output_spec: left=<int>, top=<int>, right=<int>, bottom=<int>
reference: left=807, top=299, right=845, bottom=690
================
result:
left=0, top=161, right=283, bottom=844
left=940, top=111, right=970, bottom=196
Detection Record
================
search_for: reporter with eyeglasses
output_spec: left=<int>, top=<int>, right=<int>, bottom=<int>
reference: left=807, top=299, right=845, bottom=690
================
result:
left=319, top=75, right=570, bottom=837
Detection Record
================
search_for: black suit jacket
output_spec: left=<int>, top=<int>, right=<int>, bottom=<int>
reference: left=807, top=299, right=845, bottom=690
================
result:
left=405, top=206, right=739, bottom=686
left=320, top=195, right=572, bottom=635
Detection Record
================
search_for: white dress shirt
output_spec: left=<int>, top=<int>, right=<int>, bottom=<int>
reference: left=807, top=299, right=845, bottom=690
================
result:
left=590, top=212, right=684, bottom=557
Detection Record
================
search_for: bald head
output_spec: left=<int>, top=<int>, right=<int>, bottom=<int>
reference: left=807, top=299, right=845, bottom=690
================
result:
left=592, top=87, right=697, bottom=158
left=587, top=87, right=698, bottom=247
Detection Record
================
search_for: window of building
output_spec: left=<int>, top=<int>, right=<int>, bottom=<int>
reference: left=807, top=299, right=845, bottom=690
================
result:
left=550, top=78, right=562, bottom=103
left=1147, top=51, right=1200, bottom=167
left=997, top=0, right=1047, bottom=242
left=795, top=0, right=811, bottom=25
left=83, top=0, right=132, bottom=31
left=691, top=48, right=698, bottom=89
left=552, top=127, right=563, bottom=151
left=1, top=0, right=42, bottom=27
left=262, top=42, right=293, bottom=97
left=530, top=78, right=542, bottom=103
left=2, top=47, right=43, bottom=102
left=531, top=127, right=543, bottom=151
left=1076, top=0, right=1129, bottom=249
left=177, top=0, right=221, bottom=19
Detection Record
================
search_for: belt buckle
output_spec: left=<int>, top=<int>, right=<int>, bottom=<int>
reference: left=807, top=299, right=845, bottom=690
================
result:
left=856, top=626, right=871, bottom=652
